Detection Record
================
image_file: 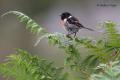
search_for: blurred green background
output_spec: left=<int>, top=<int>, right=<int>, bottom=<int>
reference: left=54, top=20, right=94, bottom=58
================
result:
left=0, top=0, right=120, bottom=79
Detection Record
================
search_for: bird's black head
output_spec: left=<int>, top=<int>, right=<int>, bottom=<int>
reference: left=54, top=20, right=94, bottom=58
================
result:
left=60, top=12, right=71, bottom=20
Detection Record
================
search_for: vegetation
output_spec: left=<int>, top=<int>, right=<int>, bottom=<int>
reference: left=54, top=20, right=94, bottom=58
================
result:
left=1, top=11, right=120, bottom=80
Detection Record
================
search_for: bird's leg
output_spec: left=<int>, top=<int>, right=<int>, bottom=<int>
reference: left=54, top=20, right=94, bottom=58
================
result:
left=74, top=32, right=77, bottom=38
left=66, top=32, right=73, bottom=40
left=66, top=32, right=71, bottom=37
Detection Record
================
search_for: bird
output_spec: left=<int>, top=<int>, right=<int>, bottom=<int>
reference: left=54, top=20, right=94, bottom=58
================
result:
left=60, top=12, right=94, bottom=37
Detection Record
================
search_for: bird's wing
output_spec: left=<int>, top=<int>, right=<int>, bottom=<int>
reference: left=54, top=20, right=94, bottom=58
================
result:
left=67, top=16, right=94, bottom=31
left=67, top=17, right=84, bottom=28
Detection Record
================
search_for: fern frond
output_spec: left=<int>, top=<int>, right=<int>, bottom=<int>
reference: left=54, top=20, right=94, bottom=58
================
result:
left=90, top=61, right=120, bottom=80
left=2, top=11, right=45, bottom=34
left=82, top=55, right=98, bottom=67
left=0, top=49, right=68, bottom=80
left=34, top=32, right=66, bottom=46
left=103, top=21, right=120, bottom=47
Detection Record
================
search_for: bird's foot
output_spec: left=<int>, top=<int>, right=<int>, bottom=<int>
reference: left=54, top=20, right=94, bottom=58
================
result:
left=66, top=34, right=73, bottom=40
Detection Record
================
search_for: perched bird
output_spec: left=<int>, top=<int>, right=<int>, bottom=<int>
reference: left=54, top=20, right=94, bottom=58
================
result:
left=60, top=12, right=94, bottom=37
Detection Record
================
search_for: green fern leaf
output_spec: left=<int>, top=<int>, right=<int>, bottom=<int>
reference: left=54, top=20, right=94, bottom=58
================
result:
left=0, top=49, right=68, bottom=80
left=90, top=61, right=120, bottom=80
left=2, top=11, right=45, bottom=34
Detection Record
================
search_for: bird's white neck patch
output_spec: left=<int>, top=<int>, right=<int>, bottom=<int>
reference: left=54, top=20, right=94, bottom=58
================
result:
left=68, top=16, right=72, bottom=19
left=63, top=16, right=72, bottom=22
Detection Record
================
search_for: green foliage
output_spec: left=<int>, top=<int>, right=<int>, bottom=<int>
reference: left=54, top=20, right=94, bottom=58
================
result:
left=1, top=11, right=120, bottom=80
left=35, top=32, right=81, bottom=70
left=2, top=11, right=45, bottom=34
left=47, top=33, right=81, bottom=70
left=0, top=49, right=68, bottom=80
left=90, top=61, right=120, bottom=80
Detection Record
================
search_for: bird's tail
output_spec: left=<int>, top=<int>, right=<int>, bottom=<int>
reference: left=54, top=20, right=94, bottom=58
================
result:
left=82, top=27, right=94, bottom=31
